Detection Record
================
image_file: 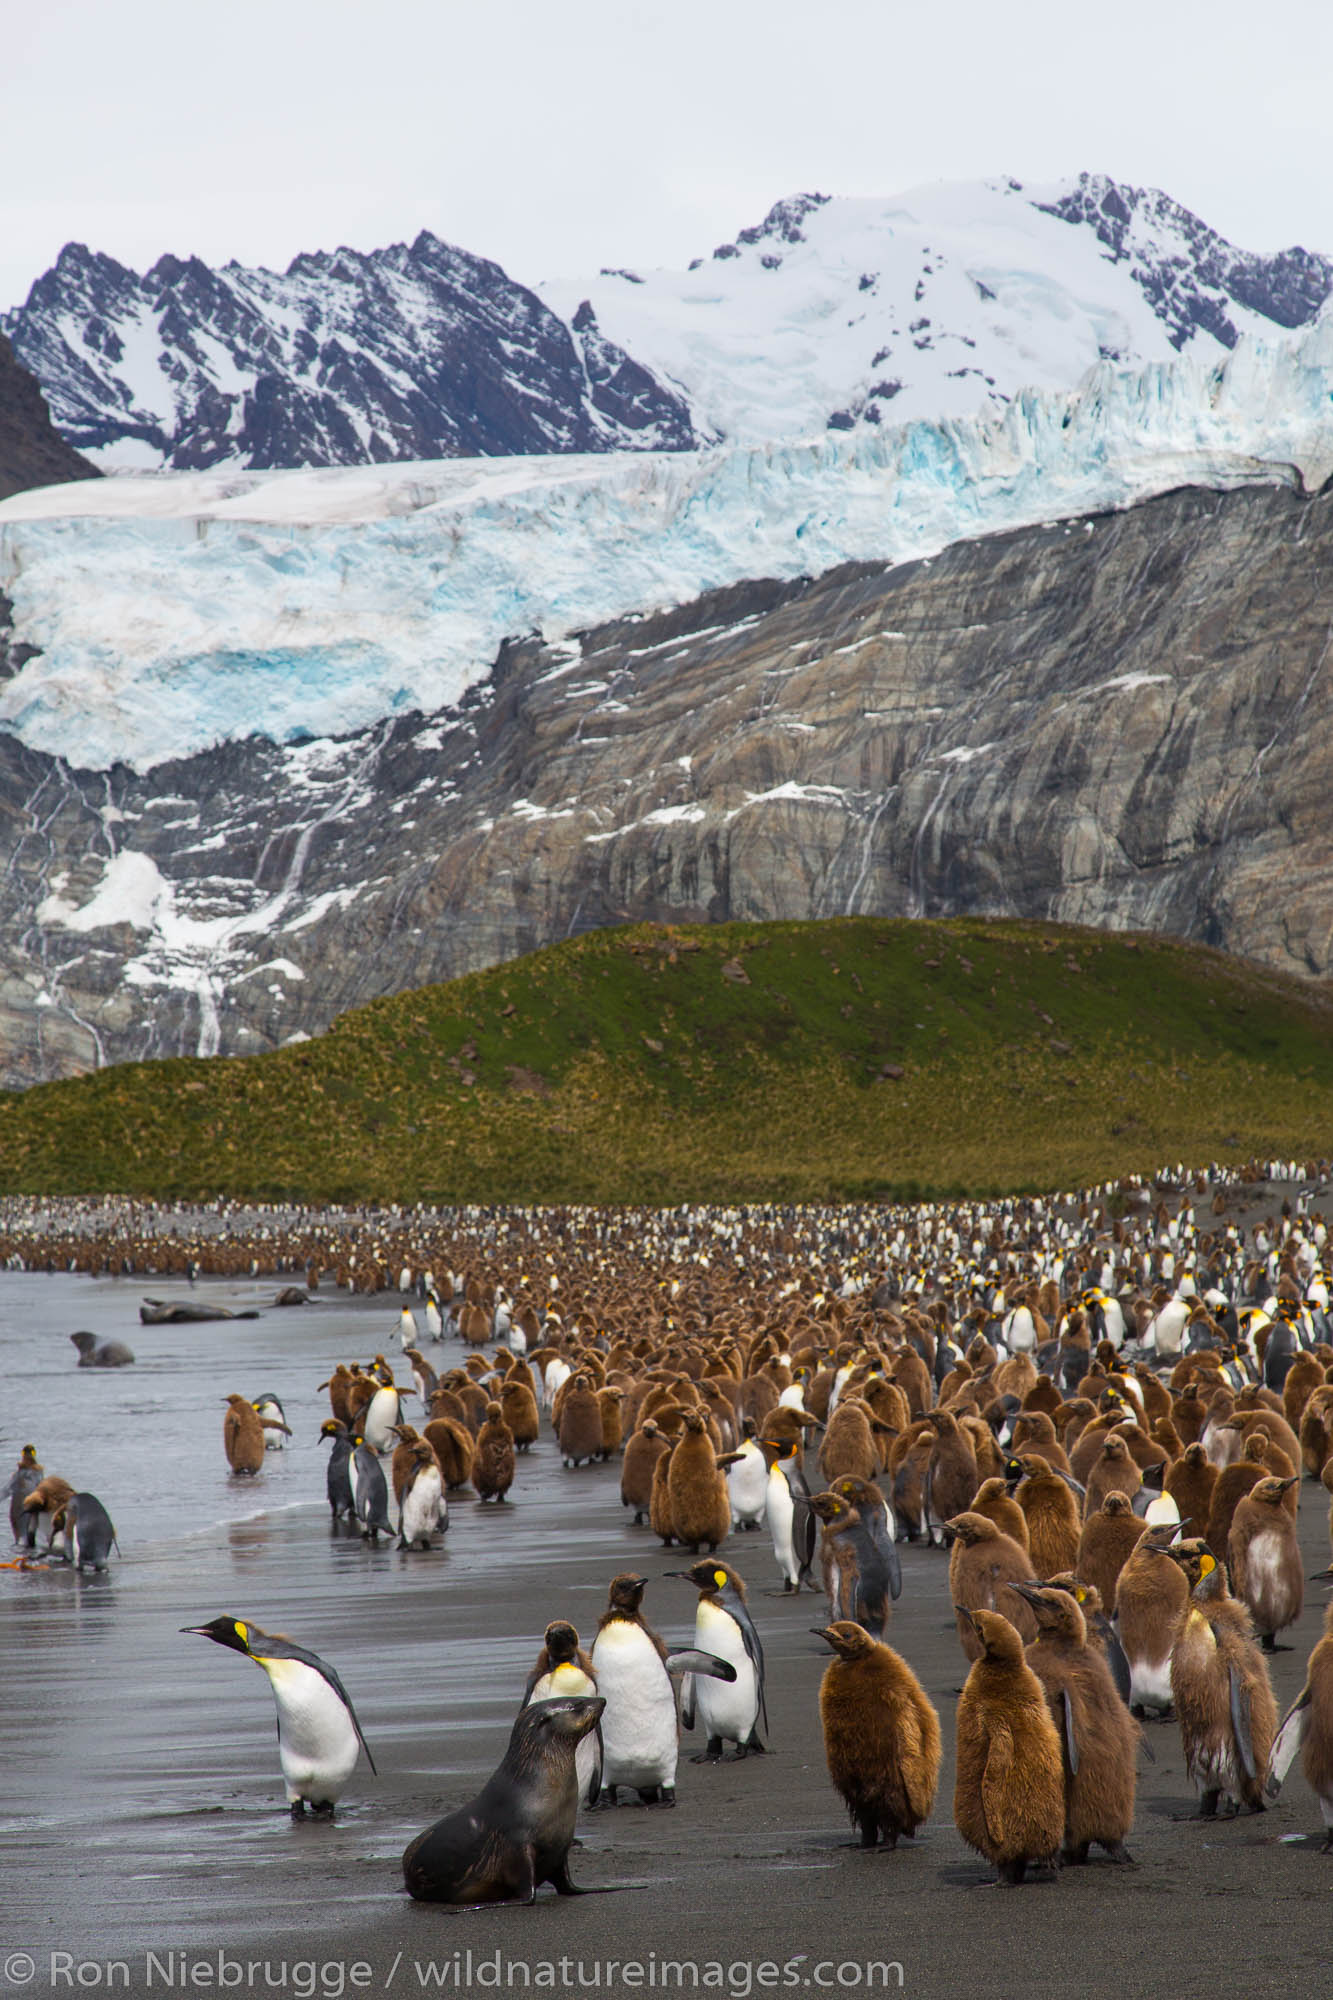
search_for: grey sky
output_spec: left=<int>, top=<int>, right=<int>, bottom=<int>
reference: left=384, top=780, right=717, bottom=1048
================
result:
left=5, top=0, right=1332, bottom=313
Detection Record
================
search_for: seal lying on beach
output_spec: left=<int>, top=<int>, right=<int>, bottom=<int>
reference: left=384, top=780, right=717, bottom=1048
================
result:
left=402, top=1695, right=606, bottom=1905
left=138, top=1299, right=260, bottom=1323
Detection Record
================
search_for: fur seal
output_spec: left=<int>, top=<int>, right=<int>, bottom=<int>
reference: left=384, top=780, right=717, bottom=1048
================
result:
left=402, top=1696, right=605, bottom=1904
left=70, top=1331, right=135, bottom=1368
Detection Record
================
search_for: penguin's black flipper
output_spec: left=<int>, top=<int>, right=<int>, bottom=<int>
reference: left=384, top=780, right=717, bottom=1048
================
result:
left=664, top=1649, right=737, bottom=1683
left=885, top=1534, right=903, bottom=1602
left=1094, top=1613, right=1133, bottom=1705
left=256, top=1636, right=379, bottom=1775
left=793, top=1495, right=817, bottom=1583
left=1230, top=1665, right=1256, bottom=1783
left=679, top=1672, right=696, bottom=1731
left=720, top=1583, right=768, bottom=1731
left=1266, top=1684, right=1312, bottom=1798
left=586, top=1722, right=604, bottom=1806
left=1062, top=1689, right=1079, bottom=1777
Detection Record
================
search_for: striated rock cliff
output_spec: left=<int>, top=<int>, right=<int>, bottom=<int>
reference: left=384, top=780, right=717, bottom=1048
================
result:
left=1, top=474, right=1331, bottom=1086
left=0, top=334, right=99, bottom=500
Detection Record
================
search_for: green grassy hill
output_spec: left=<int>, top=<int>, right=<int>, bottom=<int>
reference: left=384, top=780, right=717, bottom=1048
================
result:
left=2, top=918, right=1331, bottom=1203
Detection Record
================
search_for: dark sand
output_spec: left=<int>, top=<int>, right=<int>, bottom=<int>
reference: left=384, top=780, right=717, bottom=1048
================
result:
left=4, top=1271, right=1333, bottom=1999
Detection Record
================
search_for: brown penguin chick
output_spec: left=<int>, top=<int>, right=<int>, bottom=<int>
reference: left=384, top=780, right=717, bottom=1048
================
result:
left=961, top=1414, right=1005, bottom=1484
left=924, top=1410, right=980, bottom=1540
left=223, top=1394, right=290, bottom=1474
left=649, top=1435, right=678, bottom=1546
left=970, top=1477, right=1031, bottom=1551
left=1114, top=1525, right=1190, bottom=1716
left=474, top=1402, right=517, bottom=1502
left=1150, top=1416, right=1184, bottom=1462
left=422, top=1415, right=475, bottom=1490
left=318, top=1364, right=353, bottom=1426
left=597, top=1387, right=625, bottom=1460
left=1010, top=1412, right=1072, bottom=1474
left=667, top=1411, right=730, bottom=1553
left=953, top=1608, right=1066, bottom=1883
left=1266, top=1592, right=1333, bottom=1843
left=1011, top=1583, right=1139, bottom=1864
left=889, top=1419, right=934, bottom=1542
left=1234, top=1407, right=1302, bottom=1478
left=1082, top=1436, right=1142, bottom=1518
left=1113, top=1423, right=1169, bottom=1475
left=389, top=1423, right=426, bottom=1504
left=1165, top=1441, right=1216, bottom=1529
left=1165, top=1539, right=1278, bottom=1816
left=944, top=1512, right=1037, bottom=1662
left=1205, top=1435, right=1271, bottom=1560
left=889, top=1346, right=933, bottom=1418
left=1300, top=1385, right=1333, bottom=1480
left=621, top=1420, right=669, bottom=1525
left=557, top=1376, right=604, bottom=1468
left=994, top=1351, right=1038, bottom=1405
left=21, top=1474, right=75, bottom=1543
left=814, top=1622, right=941, bottom=1849
left=1228, top=1477, right=1303, bottom=1651
left=818, top=1399, right=880, bottom=1485
left=1132, top=1367, right=1173, bottom=1428
left=499, top=1378, right=540, bottom=1451
left=1008, top=1455, right=1082, bottom=1578
left=1021, top=1374, right=1063, bottom=1418
left=1283, top=1351, right=1329, bottom=1436
left=1076, top=1493, right=1147, bottom=1612
left=1170, top=1384, right=1208, bottom=1448
left=1052, top=1397, right=1098, bottom=1452
left=428, top=1384, right=472, bottom=1429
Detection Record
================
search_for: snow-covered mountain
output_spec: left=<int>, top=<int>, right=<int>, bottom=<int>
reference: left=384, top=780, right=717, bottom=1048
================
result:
left=0, top=234, right=699, bottom=471
left=2, top=314, right=1332, bottom=773
left=6, top=173, right=1332, bottom=474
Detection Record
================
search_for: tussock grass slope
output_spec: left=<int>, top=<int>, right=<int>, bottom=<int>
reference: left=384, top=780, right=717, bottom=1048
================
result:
left=2, top=918, right=1331, bottom=1203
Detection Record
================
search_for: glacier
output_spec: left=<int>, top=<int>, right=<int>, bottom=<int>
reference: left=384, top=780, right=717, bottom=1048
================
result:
left=1, top=315, right=1332, bottom=774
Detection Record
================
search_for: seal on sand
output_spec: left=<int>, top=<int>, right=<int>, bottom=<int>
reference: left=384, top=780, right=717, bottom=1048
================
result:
left=402, top=1695, right=606, bottom=1904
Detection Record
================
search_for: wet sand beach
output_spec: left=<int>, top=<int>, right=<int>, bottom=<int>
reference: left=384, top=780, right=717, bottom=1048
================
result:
left=4, top=1267, right=1333, bottom=2000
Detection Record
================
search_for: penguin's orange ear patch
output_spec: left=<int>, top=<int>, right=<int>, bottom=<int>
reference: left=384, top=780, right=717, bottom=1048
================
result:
left=713, top=1569, right=728, bottom=1590
left=234, top=1620, right=249, bottom=1644
left=1199, top=1554, right=1216, bottom=1578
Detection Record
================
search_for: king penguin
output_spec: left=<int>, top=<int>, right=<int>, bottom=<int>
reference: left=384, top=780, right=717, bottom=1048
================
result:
left=588, top=1573, right=736, bottom=1807
left=181, top=1617, right=376, bottom=1815
left=668, top=1559, right=767, bottom=1760
left=523, top=1620, right=603, bottom=1807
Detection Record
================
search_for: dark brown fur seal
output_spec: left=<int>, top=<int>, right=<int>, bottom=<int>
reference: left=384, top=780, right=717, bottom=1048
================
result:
left=402, top=1695, right=605, bottom=1904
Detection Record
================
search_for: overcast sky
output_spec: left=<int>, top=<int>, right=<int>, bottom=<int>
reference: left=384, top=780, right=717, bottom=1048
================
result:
left=5, top=0, right=1332, bottom=312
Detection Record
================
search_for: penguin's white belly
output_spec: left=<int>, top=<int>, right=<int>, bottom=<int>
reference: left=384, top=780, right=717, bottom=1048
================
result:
left=694, top=1602, right=758, bottom=1743
left=1126, top=1652, right=1174, bottom=1710
left=529, top=1664, right=599, bottom=1800
left=261, top=1661, right=360, bottom=1803
left=401, top=1467, right=444, bottom=1544
left=766, top=1473, right=797, bottom=1583
left=591, top=1623, right=676, bottom=1789
left=362, top=1390, right=399, bottom=1454
left=727, top=1450, right=768, bottom=1526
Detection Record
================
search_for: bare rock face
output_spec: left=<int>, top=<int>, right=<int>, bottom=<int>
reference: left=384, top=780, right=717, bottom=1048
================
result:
left=0, top=476, right=1331, bottom=1085
left=0, top=334, right=100, bottom=500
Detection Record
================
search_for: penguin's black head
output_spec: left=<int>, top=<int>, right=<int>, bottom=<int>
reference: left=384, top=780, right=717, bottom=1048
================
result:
left=543, top=1620, right=581, bottom=1664
left=18, top=1444, right=38, bottom=1466
left=181, top=1616, right=254, bottom=1657
left=607, top=1572, right=647, bottom=1614
left=668, top=1560, right=737, bottom=1595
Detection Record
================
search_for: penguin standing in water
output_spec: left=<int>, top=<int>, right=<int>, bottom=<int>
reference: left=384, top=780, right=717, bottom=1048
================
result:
left=319, top=1419, right=355, bottom=1523
left=349, top=1435, right=392, bottom=1543
left=7, top=1445, right=42, bottom=1546
left=523, top=1621, right=602, bottom=1807
left=60, top=1492, right=119, bottom=1572
left=224, top=1395, right=292, bottom=1474
left=762, top=1437, right=816, bottom=1592
left=588, top=1573, right=736, bottom=1807
left=181, top=1617, right=376, bottom=1815
left=668, top=1560, right=767, bottom=1761
left=253, top=1393, right=288, bottom=1450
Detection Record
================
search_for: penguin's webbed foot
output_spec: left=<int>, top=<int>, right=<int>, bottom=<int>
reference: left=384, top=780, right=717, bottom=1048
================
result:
left=1060, top=1842, right=1090, bottom=1865
left=590, top=1788, right=618, bottom=1811
left=1100, top=1841, right=1135, bottom=1864
left=311, top=1800, right=335, bottom=1818
left=290, top=1800, right=306, bottom=1819
left=1320, top=1831, right=1333, bottom=1854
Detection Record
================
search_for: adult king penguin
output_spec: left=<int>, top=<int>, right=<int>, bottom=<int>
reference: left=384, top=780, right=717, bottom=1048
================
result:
left=588, top=1573, right=735, bottom=1807
left=182, top=1618, right=376, bottom=1815
left=668, top=1560, right=767, bottom=1761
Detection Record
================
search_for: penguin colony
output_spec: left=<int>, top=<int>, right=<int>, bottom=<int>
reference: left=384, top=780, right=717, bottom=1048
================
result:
left=14, top=1158, right=1333, bottom=1894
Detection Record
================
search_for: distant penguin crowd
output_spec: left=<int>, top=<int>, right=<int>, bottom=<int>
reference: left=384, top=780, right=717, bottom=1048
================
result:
left=11, top=1155, right=1333, bottom=1889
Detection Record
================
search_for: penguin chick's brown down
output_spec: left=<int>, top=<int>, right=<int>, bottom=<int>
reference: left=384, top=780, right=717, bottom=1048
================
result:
left=953, top=1608, right=1066, bottom=1884
left=474, top=1403, right=517, bottom=1502
left=813, top=1622, right=941, bottom=1848
left=1228, top=1477, right=1303, bottom=1652
left=667, top=1412, right=731, bottom=1553
left=944, top=1512, right=1037, bottom=1661
left=1267, top=1587, right=1333, bottom=1842
left=223, top=1395, right=291, bottom=1474
left=1009, top=1583, right=1139, bottom=1865
left=1164, top=1540, right=1278, bottom=1817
